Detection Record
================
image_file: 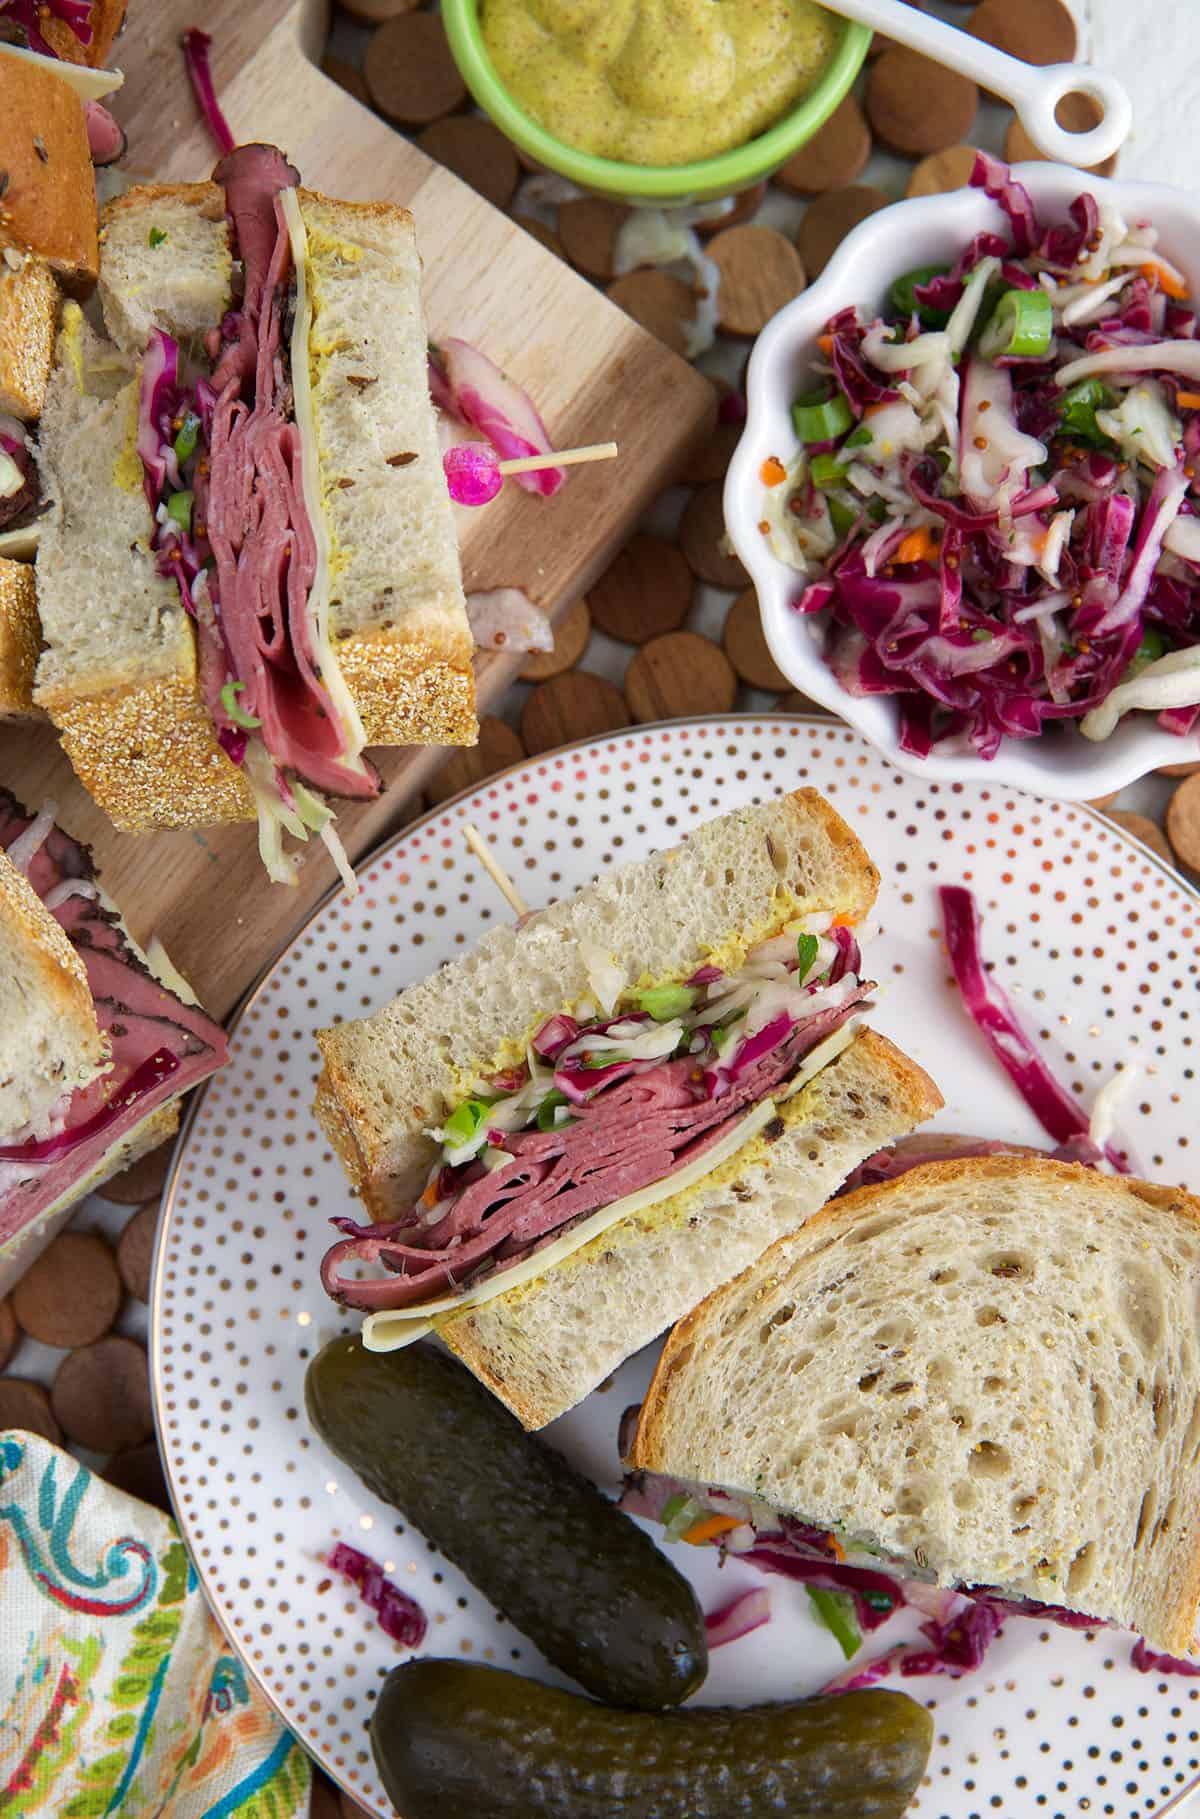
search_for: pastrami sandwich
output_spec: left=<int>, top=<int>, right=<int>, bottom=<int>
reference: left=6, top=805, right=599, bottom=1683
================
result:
left=627, top=1155, right=1200, bottom=1665
left=0, top=13, right=126, bottom=713
left=31, top=143, right=476, bottom=881
left=0, top=786, right=227, bottom=1286
left=315, top=790, right=942, bottom=1429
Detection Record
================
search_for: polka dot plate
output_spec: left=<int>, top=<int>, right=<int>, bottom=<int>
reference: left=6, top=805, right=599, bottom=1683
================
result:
left=152, top=716, right=1200, bottom=1819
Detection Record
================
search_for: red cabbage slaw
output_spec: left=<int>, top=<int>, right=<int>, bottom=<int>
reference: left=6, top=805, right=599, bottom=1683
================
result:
left=938, top=884, right=1130, bottom=1171
left=761, top=153, right=1200, bottom=761
left=180, top=28, right=236, bottom=156
left=326, top=1542, right=427, bottom=1648
left=321, top=916, right=870, bottom=1313
left=621, top=1466, right=1194, bottom=1685
left=0, top=0, right=92, bottom=57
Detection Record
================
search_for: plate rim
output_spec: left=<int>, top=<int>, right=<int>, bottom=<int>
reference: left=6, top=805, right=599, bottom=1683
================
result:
left=147, top=711, right=1200, bottom=1817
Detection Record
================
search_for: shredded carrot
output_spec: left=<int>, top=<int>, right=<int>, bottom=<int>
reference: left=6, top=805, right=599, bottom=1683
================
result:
left=758, top=519, right=771, bottom=534
left=682, top=1514, right=742, bottom=1546
left=420, top=1181, right=440, bottom=1208
left=824, top=1531, right=847, bottom=1563
left=1177, top=391, right=1200, bottom=410
left=760, top=455, right=787, bottom=486
left=830, top=913, right=858, bottom=929
left=1142, top=260, right=1188, bottom=301
left=895, top=526, right=938, bottom=566
left=817, top=333, right=834, bottom=355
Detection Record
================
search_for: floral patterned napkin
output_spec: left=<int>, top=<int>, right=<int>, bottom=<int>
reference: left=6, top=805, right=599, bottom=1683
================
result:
left=0, top=1431, right=311, bottom=1818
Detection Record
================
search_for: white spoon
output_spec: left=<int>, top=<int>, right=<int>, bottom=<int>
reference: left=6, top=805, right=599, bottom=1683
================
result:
left=821, top=0, right=1132, bottom=169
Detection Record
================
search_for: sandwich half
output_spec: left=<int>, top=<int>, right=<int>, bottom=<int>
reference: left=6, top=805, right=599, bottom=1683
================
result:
left=0, top=786, right=228, bottom=1283
left=33, top=144, right=476, bottom=879
left=630, top=1155, right=1200, bottom=1660
left=315, top=790, right=942, bottom=1428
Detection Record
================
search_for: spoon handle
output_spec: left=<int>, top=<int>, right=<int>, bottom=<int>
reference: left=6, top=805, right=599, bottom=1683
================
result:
left=820, top=0, right=1132, bottom=169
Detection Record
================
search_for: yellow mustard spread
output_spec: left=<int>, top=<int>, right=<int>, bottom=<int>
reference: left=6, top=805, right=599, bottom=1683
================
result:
left=481, top=0, right=838, bottom=165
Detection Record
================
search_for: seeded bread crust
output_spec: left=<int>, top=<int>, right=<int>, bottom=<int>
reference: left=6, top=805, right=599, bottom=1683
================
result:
left=0, top=559, right=42, bottom=718
left=0, top=52, right=98, bottom=278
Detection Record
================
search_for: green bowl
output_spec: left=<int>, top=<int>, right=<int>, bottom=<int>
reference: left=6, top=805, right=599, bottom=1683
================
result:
left=440, top=1, right=873, bottom=207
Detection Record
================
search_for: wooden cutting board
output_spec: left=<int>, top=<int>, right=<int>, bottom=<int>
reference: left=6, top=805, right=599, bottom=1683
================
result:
left=0, top=0, right=714, bottom=1017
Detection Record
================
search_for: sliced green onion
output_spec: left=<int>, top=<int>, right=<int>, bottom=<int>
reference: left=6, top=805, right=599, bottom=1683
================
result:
left=806, top=1586, right=863, bottom=1660
left=290, top=780, right=331, bottom=831
left=220, top=680, right=261, bottom=730
left=979, top=287, right=1053, bottom=360
left=536, top=1089, right=569, bottom=1131
left=441, top=1099, right=492, bottom=1146
left=711, top=1021, right=739, bottom=1054
left=174, top=411, right=201, bottom=464
left=635, top=982, right=698, bottom=1022
left=810, top=452, right=851, bottom=489
left=148, top=226, right=168, bottom=249
left=166, top=489, right=194, bottom=533
left=1124, top=626, right=1169, bottom=680
left=795, top=932, right=820, bottom=981
left=843, top=424, right=873, bottom=448
left=660, top=1494, right=704, bottom=1543
left=1057, top=378, right=1118, bottom=446
left=792, top=390, right=854, bottom=444
left=827, top=495, right=860, bottom=539
left=582, top=1051, right=626, bottom=1069
left=889, top=263, right=952, bottom=329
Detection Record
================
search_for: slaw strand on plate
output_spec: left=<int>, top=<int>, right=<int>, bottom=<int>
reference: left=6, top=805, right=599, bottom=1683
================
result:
left=761, top=154, right=1200, bottom=761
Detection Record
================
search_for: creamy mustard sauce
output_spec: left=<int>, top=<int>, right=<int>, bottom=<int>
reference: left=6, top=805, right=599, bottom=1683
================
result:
left=481, top=0, right=838, bottom=165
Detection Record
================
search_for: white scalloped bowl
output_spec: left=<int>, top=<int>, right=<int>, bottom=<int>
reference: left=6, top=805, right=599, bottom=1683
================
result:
left=724, top=164, right=1200, bottom=799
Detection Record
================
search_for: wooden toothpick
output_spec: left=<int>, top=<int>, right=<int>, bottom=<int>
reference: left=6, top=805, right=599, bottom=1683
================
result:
left=496, top=440, right=618, bottom=477
left=463, top=822, right=529, bottom=917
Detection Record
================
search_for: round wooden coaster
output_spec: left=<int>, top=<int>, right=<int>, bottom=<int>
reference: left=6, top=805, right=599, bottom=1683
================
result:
left=866, top=47, right=978, bottom=158
left=907, top=145, right=983, bottom=199
left=103, top=1442, right=171, bottom=1514
left=681, top=419, right=743, bottom=488
left=589, top=533, right=693, bottom=644
left=514, top=215, right=565, bottom=258
left=1158, top=760, right=1200, bottom=779
left=1105, top=811, right=1175, bottom=868
left=967, top=0, right=1077, bottom=70
left=625, top=632, right=738, bottom=723
left=339, top=1793, right=374, bottom=1819
left=605, top=272, right=695, bottom=357
left=321, top=55, right=370, bottom=107
left=426, top=716, right=524, bottom=806
left=0, top=1296, right=17, bottom=1371
left=679, top=483, right=750, bottom=589
left=0, top=1379, right=61, bottom=1445
left=364, top=15, right=466, bottom=127
left=520, top=597, right=592, bottom=680
left=308, top=1775, right=341, bottom=1819
left=12, top=1230, right=122, bottom=1349
left=797, top=186, right=890, bottom=280
left=417, top=117, right=519, bottom=211
left=521, top=672, right=630, bottom=754
left=558, top=197, right=629, bottom=281
left=694, top=182, right=768, bottom=235
left=1166, top=775, right=1200, bottom=872
left=337, top=0, right=423, bottom=20
left=707, top=225, right=806, bottom=337
left=779, top=689, right=827, bottom=715
left=723, top=589, right=791, bottom=691
left=117, top=1203, right=160, bottom=1305
left=52, top=1336, right=154, bottom=1453
left=775, top=95, right=871, bottom=196
left=98, top=1139, right=175, bottom=1206
left=1005, top=98, right=1117, bottom=176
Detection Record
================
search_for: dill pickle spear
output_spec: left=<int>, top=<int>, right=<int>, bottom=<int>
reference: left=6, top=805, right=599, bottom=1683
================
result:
left=304, top=1336, right=707, bottom=1709
left=372, top=1659, right=934, bottom=1819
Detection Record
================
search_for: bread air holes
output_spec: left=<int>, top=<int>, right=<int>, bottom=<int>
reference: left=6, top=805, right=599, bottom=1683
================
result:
left=1090, top=1380, right=1110, bottom=1430
left=986, top=1250, right=1034, bottom=1281
left=1183, top=1390, right=1200, bottom=1462
left=981, top=1375, right=1007, bottom=1395
left=968, top=1439, right=1011, bottom=1480
left=848, top=1214, right=905, bottom=1245
left=1011, top=1491, right=1039, bottom=1522
left=787, top=1348, right=815, bottom=1376
left=1119, top=1267, right=1166, bottom=1354
left=872, top=1317, right=916, bottom=1348
left=1067, top=1542, right=1097, bottom=1595
left=953, top=1480, right=978, bottom=1512
left=760, top=1303, right=795, bottom=1343
left=975, top=1305, right=1006, bottom=1328
left=1152, top=1377, right=1171, bottom=1438
left=928, top=1265, right=957, bottom=1286
left=1134, top=1485, right=1157, bottom=1549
